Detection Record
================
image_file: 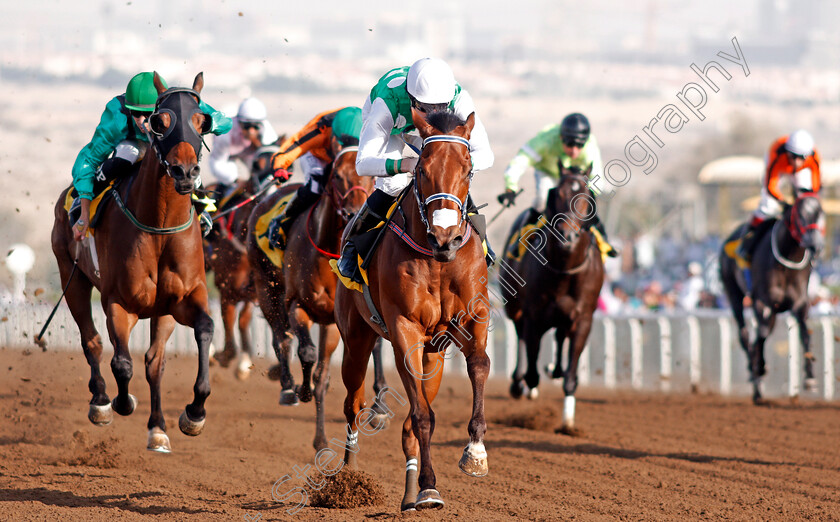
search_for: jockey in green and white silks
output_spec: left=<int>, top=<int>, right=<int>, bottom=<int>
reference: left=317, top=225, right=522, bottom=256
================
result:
left=70, top=72, right=231, bottom=240
left=336, top=58, right=495, bottom=281
left=498, top=113, right=618, bottom=258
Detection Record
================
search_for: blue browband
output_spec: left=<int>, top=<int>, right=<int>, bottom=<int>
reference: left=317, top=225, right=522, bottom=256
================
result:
left=422, top=135, right=471, bottom=148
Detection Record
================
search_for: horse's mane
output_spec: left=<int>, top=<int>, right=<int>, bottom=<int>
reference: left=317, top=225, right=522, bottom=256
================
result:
left=425, top=110, right=465, bottom=134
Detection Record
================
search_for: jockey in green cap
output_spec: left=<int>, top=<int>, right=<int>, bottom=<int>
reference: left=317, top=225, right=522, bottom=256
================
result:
left=70, top=71, right=231, bottom=240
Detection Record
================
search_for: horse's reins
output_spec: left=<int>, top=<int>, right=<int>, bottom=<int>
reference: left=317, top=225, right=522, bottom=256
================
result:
left=770, top=220, right=812, bottom=270
left=211, top=180, right=276, bottom=222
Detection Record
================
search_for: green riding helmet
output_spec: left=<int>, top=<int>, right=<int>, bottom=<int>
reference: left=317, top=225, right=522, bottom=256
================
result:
left=125, top=72, right=168, bottom=113
left=331, top=106, right=362, bottom=146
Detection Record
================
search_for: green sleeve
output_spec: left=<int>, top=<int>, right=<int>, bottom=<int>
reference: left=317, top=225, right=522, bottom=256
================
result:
left=199, top=100, right=232, bottom=136
left=71, top=97, right=130, bottom=200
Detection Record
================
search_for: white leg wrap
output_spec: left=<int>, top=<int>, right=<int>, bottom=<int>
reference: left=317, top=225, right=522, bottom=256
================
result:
left=563, top=396, right=576, bottom=425
left=406, top=458, right=418, bottom=472
left=347, top=430, right=359, bottom=446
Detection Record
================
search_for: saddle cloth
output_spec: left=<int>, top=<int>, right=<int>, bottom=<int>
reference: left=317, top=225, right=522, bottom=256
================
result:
left=63, top=181, right=116, bottom=237
left=254, top=192, right=296, bottom=268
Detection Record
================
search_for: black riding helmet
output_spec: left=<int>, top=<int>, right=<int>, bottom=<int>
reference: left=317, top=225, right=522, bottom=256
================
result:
left=560, top=113, right=590, bottom=145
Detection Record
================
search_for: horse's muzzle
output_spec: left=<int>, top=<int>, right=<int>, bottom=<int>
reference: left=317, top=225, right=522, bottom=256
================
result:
left=171, top=164, right=201, bottom=195
left=428, top=231, right=462, bottom=262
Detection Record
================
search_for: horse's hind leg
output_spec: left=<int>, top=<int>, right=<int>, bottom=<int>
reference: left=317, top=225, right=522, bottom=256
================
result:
left=60, top=257, right=111, bottom=425
left=146, top=315, right=176, bottom=452
left=794, top=303, right=817, bottom=392
left=370, top=337, right=391, bottom=429
left=750, top=301, right=775, bottom=404
left=509, top=320, right=528, bottom=399
left=235, top=301, right=255, bottom=380
left=522, top=324, right=544, bottom=399
left=338, top=315, right=379, bottom=470
left=178, top=307, right=213, bottom=436
left=547, top=327, right=567, bottom=380
left=105, top=301, right=139, bottom=417
left=313, top=324, right=340, bottom=451
left=289, top=303, right=317, bottom=403
left=216, top=295, right=237, bottom=368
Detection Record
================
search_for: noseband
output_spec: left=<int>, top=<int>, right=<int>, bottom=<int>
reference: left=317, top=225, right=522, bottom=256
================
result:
left=413, top=135, right=473, bottom=235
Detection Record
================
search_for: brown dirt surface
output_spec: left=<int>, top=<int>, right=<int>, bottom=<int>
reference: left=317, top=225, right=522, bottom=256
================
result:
left=1, top=346, right=839, bottom=521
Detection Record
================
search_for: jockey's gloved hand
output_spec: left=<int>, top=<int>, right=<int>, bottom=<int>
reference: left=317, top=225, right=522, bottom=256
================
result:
left=497, top=188, right=518, bottom=207
left=398, top=157, right=418, bottom=174
left=273, top=168, right=292, bottom=182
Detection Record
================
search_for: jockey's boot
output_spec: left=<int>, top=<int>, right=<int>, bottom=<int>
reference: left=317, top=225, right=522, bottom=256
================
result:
left=736, top=216, right=763, bottom=262
left=466, top=195, right=496, bottom=267
left=267, top=187, right=320, bottom=250
left=336, top=189, right=393, bottom=281
left=591, top=214, right=619, bottom=258
left=198, top=211, right=213, bottom=237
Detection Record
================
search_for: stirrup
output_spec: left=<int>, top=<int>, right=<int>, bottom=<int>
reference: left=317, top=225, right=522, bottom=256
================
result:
left=199, top=211, right=213, bottom=237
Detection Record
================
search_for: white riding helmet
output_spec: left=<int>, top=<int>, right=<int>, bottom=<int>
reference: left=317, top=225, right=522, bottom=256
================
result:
left=237, top=97, right=268, bottom=123
left=786, top=129, right=814, bottom=157
left=406, top=58, right=456, bottom=104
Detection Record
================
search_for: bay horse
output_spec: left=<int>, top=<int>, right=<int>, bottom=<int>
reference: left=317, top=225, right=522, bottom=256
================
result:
left=500, top=165, right=604, bottom=435
left=203, top=146, right=278, bottom=379
left=719, top=193, right=825, bottom=403
left=50, top=72, right=214, bottom=452
left=334, top=109, right=491, bottom=511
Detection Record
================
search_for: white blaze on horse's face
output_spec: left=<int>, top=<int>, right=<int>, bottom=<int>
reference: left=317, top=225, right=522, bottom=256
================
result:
left=432, top=208, right=459, bottom=230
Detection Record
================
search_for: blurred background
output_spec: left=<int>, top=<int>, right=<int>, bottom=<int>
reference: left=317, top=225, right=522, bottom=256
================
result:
left=2, top=0, right=840, bottom=313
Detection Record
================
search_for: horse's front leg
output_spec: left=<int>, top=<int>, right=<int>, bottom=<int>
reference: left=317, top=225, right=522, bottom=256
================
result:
left=457, top=320, right=490, bottom=479
left=313, top=324, right=340, bottom=451
left=794, top=303, right=817, bottom=392
left=173, top=291, right=213, bottom=436
left=146, top=315, right=176, bottom=452
left=370, top=337, right=391, bottom=429
left=751, top=299, right=775, bottom=404
left=105, top=301, right=139, bottom=417
left=559, top=319, right=593, bottom=435
left=216, top=295, right=237, bottom=368
left=289, top=302, right=317, bottom=403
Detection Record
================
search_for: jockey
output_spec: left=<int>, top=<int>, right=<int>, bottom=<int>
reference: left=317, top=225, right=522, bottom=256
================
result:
left=335, top=57, right=495, bottom=280
left=70, top=72, right=230, bottom=240
left=208, top=97, right=279, bottom=202
left=737, top=130, right=821, bottom=261
left=265, top=106, right=363, bottom=250
left=497, top=113, right=618, bottom=257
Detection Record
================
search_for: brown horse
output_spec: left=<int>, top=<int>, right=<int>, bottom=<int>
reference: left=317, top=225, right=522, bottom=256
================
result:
left=50, top=73, right=214, bottom=453
left=247, top=147, right=390, bottom=450
left=500, top=165, right=604, bottom=435
left=719, top=193, right=825, bottom=403
left=203, top=147, right=278, bottom=378
left=334, top=109, right=491, bottom=511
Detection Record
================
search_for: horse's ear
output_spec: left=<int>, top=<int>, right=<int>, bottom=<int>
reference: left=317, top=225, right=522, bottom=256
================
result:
left=192, top=72, right=204, bottom=95
left=411, top=107, right=433, bottom=138
left=153, top=72, right=166, bottom=94
left=463, top=112, right=475, bottom=136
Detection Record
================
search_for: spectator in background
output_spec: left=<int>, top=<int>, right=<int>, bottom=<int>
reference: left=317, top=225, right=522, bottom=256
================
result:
left=679, top=262, right=705, bottom=310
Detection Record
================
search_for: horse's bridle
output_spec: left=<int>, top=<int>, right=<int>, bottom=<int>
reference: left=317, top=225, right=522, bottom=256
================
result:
left=412, top=135, right=473, bottom=236
left=789, top=192, right=823, bottom=243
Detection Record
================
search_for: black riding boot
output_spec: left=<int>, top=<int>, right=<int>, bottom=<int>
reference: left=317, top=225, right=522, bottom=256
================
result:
left=591, top=215, right=619, bottom=257
left=336, top=189, right=394, bottom=280
left=466, top=195, right=496, bottom=267
left=267, top=187, right=320, bottom=250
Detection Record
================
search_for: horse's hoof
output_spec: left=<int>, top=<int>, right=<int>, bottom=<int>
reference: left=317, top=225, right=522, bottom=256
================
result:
left=313, top=437, right=328, bottom=452
left=279, top=389, right=300, bottom=406
left=544, top=363, right=562, bottom=380
left=112, top=394, right=137, bottom=416
left=88, top=403, right=113, bottom=426
left=527, top=387, right=539, bottom=400
left=458, top=442, right=488, bottom=477
left=415, top=489, right=445, bottom=509
left=369, top=413, right=390, bottom=431
left=179, top=410, right=206, bottom=436
left=236, top=355, right=253, bottom=381
left=556, top=425, right=584, bottom=437
left=267, top=364, right=282, bottom=381
left=804, top=377, right=818, bottom=392
left=295, top=383, right=314, bottom=403
left=147, top=427, right=172, bottom=453
left=510, top=381, right=525, bottom=400
left=235, top=367, right=251, bottom=381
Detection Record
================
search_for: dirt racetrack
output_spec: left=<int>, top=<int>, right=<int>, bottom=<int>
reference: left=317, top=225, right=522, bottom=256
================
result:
left=1, top=346, right=839, bottom=521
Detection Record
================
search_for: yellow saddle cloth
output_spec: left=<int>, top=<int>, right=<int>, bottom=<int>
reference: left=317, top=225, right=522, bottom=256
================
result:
left=505, top=220, right=611, bottom=264
left=63, top=182, right=115, bottom=237
left=723, top=237, right=750, bottom=269
left=254, top=192, right=296, bottom=268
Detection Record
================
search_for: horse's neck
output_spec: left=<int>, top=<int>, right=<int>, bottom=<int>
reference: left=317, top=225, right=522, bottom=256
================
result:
left=128, top=160, right=191, bottom=228
left=546, top=225, right=590, bottom=270
left=775, top=217, right=804, bottom=257
left=314, top=194, right=342, bottom=250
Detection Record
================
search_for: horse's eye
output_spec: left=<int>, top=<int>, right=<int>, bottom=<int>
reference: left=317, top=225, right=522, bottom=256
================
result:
left=149, top=113, right=168, bottom=135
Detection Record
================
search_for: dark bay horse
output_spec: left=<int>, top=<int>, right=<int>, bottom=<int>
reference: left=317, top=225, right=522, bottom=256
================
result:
left=500, top=165, right=604, bottom=435
left=720, top=193, right=825, bottom=403
left=267, top=146, right=388, bottom=450
left=203, top=147, right=278, bottom=378
left=50, top=73, right=214, bottom=452
left=334, top=109, right=491, bottom=511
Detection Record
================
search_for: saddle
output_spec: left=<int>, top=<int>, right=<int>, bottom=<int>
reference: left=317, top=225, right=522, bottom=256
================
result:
left=65, top=181, right=116, bottom=234
left=724, top=219, right=776, bottom=269
left=504, top=209, right=610, bottom=263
